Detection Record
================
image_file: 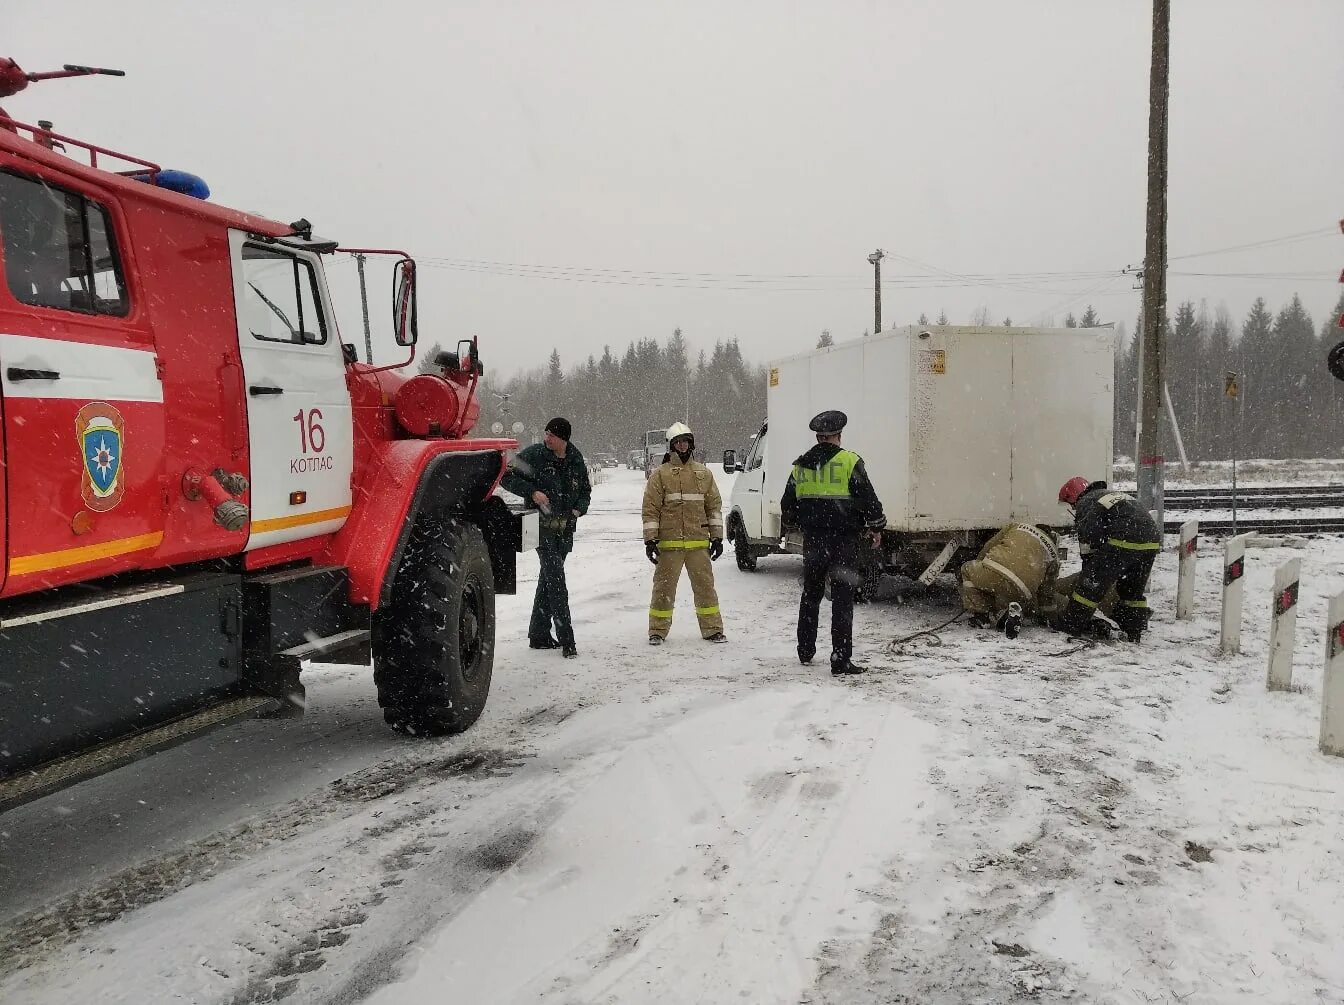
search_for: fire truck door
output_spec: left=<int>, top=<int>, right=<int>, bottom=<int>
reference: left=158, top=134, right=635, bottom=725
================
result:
left=230, top=232, right=353, bottom=550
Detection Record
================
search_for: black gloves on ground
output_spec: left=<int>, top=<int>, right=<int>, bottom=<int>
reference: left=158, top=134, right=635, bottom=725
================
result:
left=646, top=540, right=660, bottom=564
left=709, top=539, right=723, bottom=561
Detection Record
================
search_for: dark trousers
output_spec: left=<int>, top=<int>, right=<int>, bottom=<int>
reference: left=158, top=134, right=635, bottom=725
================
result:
left=1057, top=545, right=1157, bottom=640
left=798, top=535, right=859, bottom=664
left=529, top=546, right=574, bottom=646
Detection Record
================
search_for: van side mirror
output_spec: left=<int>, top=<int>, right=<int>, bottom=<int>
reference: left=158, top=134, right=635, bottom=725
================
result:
left=392, top=258, right=417, bottom=347
left=722, top=449, right=738, bottom=472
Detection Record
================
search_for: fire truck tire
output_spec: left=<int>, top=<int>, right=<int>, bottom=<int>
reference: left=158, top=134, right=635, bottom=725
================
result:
left=374, top=516, right=495, bottom=737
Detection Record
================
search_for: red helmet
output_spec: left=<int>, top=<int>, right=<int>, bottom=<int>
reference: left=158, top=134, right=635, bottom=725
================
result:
left=1058, top=476, right=1090, bottom=506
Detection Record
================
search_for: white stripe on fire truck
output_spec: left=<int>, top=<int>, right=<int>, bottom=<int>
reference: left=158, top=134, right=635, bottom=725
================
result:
left=0, top=333, right=163, bottom=403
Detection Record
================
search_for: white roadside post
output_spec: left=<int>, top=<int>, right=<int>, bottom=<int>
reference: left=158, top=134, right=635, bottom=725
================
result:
left=1265, top=558, right=1301, bottom=691
left=1176, top=519, right=1198, bottom=620
left=1321, top=591, right=1344, bottom=757
left=1219, top=533, right=1252, bottom=656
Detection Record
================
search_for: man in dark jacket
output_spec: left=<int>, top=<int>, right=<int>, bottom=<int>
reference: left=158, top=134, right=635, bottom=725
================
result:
left=781, top=410, right=886, bottom=675
left=501, top=417, right=591, bottom=658
left=1053, top=476, right=1162, bottom=643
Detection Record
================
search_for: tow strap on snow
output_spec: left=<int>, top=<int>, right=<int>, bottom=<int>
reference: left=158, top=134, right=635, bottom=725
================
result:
left=886, top=610, right=966, bottom=654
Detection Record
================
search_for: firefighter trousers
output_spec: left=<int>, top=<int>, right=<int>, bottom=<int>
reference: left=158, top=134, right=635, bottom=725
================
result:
left=649, top=547, right=723, bottom=638
left=959, top=559, right=1032, bottom=623
left=798, top=535, right=859, bottom=664
left=1056, top=545, right=1157, bottom=640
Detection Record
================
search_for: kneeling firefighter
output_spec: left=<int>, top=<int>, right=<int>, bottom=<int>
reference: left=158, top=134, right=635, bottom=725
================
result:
left=1053, top=477, right=1162, bottom=643
left=643, top=422, right=728, bottom=645
left=959, top=523, right=1061, bottom=638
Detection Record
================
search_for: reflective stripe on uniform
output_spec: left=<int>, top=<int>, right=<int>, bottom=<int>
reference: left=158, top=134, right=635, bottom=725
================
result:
left=1079, top=543, right=1093, bottom=555
left=983, top=558, right=1032, bottom=601
left=1107, top=538, right=1161, bottom=551
left=649, top=607, right=674, bottom=618
left=696, top=605, right=720, bottom=616
left=660, top=540, right=710, bottom=550
left=1119, top=598, right=1149, bottom=608
left=793, top=450, right=859, bottom=499
left=1071, top=592, right=1099, bottom=608
left=664, top=492, right=705, bottom=502
left=643, top=521, right=660, bottom=531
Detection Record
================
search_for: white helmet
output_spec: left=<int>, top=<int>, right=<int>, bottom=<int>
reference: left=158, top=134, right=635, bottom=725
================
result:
left=666, top=421, right=694, bottom=445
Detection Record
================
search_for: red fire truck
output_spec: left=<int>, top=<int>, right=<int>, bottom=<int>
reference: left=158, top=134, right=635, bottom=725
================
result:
left=0, top=60, right=537, bottom=805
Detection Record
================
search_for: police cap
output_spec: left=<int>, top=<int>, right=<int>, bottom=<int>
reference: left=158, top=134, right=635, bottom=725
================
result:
left=808, top=410, right=847, bottom=434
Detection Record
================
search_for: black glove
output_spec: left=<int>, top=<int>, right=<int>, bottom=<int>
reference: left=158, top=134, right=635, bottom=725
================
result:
left=646, top=540, right=660, bottom=564
left=709, top=538, right=723, bottom=561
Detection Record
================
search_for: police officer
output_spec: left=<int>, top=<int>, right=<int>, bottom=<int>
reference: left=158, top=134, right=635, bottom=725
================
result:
left=1053, top=476, right=1162, bottom=643
left=781, top=410, right=886, bottom=675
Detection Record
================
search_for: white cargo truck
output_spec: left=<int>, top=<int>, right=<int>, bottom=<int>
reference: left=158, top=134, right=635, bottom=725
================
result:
left=722, top=325, right=1114, bottom=589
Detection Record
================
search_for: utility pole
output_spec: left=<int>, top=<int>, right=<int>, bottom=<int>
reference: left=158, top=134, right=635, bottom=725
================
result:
left=867, top=249, right=884, bottom=334
left=1136, top=0, right=1170, bottom=525
left=354, top=253, right=374, bottom=364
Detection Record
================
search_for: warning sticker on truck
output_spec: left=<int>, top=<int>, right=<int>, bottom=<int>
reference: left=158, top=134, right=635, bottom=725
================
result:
left=769, top=367, right=779, bottom=387
left=917, top=349, right=946, bottom=374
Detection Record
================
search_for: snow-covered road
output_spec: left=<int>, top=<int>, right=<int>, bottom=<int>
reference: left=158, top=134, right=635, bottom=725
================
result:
left=2, top=467, right=1342, bottom=1004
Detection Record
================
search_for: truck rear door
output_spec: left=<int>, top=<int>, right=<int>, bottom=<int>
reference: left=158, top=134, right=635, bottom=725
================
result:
left=229, top=232, right=353, bottom=551
left=908, top=329, right=1013, bottom=528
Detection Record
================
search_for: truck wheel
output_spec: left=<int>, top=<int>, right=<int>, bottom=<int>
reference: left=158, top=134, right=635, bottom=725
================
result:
left=733, top=521, right=758, bottom=572
left=374, top=516, right=495, bottom=737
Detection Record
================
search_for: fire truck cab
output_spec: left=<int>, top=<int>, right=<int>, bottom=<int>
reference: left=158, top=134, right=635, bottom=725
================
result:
left=0, top=61, right=537, bottom=805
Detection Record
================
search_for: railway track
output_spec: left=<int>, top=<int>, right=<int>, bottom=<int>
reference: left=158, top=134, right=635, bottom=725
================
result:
left=1161, top=484, right=1344, bottom=512
left=1161, top=515, right=1344, bottom=536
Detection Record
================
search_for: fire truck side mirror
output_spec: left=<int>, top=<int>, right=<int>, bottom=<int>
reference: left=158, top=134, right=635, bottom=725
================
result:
left=393, top=258, right=418, bottom=347
left=457, top=338, right=482, bottom=376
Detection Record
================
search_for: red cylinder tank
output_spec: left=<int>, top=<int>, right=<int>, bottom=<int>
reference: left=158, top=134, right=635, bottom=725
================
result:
left=395, top=373, right=462, bottom=437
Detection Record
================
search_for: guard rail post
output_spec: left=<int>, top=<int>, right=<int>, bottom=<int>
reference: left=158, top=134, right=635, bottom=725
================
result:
left=1320, top=591, right=1344, bottom=757
left=1176, top=519, right=1197, bottom=620
left=1265, top=557, right=1300, bottom=691
left=1218, top=533, right=1252, bottom=656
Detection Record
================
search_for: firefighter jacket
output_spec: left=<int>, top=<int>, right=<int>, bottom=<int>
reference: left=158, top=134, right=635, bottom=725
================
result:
left=975, top=524, right=1061, bottom=609
left=643, top=454, right=723, bottom=548
left=780, top=443, right=885, bottom=538
left=1073, top=482, right=1162, bottom=557
left=502, top=442, right=591, bottom=551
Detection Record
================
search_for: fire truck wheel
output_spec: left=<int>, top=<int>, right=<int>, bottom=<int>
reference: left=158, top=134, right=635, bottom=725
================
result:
left=374, top=516, right=495, bottom=737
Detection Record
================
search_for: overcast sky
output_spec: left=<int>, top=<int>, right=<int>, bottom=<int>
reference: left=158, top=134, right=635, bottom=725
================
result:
left=9, top=0, right=1342, bottom=374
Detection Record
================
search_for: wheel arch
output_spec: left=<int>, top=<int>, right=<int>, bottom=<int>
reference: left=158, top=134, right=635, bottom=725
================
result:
left=324, top=440, right=511, bottom=610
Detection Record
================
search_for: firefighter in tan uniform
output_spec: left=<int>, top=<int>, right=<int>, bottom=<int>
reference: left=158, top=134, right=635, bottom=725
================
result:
left=959, top=523, right=1061, bottom=638
left=643, top=422, right=728, bottom=645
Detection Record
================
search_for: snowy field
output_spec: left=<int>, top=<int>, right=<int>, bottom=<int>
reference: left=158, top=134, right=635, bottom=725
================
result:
left=1, top=467, right=1342, bottom=1004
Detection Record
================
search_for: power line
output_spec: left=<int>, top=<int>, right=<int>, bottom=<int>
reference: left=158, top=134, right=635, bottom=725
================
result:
left=1168, top=226, right=1335, bottom=262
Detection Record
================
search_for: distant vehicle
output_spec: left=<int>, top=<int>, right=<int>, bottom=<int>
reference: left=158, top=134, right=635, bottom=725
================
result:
left=640, top=429, right=666, bottom=478
left=593, top=452, right=619, bottom=468
left=627, top=449, right=644, bottom=470
left=722, top=325, right=1114, bottom=590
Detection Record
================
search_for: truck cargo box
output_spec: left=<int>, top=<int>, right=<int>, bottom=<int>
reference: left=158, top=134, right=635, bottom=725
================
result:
left=760, top=325, right=1114, bottom=536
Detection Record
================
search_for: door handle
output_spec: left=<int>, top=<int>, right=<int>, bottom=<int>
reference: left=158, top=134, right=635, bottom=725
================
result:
left=248, top=384, right=284, bottom=396
left=6, top=367, right=60, bottom=381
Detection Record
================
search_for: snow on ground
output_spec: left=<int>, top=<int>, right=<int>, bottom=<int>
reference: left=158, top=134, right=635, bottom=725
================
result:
left=1, top=466, right=1342, bottom=1004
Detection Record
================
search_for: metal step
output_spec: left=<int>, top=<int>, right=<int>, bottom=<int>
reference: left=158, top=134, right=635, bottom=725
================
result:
left=276, top=628, right=371, bottom=670
left=0, top=694, right=280, bottom=812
